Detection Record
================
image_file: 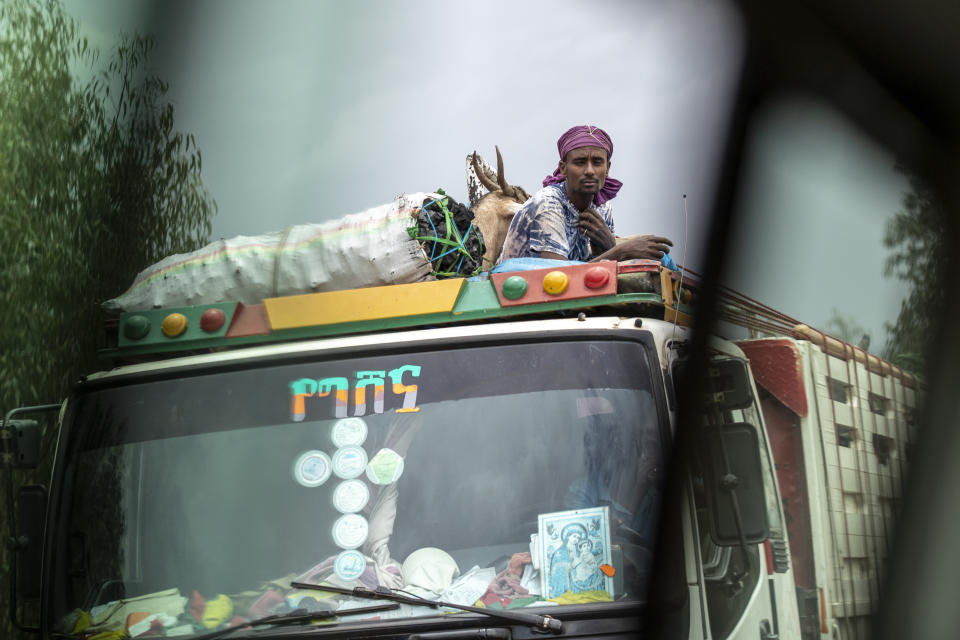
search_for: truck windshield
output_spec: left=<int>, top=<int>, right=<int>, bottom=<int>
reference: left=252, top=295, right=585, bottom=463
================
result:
left=48, top=338, right=666, bottom=636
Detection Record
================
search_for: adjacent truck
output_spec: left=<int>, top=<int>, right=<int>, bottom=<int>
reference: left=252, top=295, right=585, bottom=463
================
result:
left=736, top=329, right=920, bottom=640
left=3, top=258, right=913, bottom=640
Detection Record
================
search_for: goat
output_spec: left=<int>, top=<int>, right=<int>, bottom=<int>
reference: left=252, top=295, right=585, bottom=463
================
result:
left=466, top=146, right=532, bottom=266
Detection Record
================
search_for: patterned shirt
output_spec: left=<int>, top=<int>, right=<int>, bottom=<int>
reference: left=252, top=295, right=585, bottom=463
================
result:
left=496, top=182, right=615, bottom=263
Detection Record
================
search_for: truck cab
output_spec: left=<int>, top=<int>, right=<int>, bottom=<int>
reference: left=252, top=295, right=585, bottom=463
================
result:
left=4, top=261, right=799, bottom=639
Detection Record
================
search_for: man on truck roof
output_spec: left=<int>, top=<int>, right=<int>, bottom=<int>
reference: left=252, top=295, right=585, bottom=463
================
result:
left=497, top=125, right=675, bottom=264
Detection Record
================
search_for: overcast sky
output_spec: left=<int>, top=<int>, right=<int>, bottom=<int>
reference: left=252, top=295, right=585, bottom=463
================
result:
left=721, top=96, right=912, bottom=348
left=66, top=0, right=911, bottom=352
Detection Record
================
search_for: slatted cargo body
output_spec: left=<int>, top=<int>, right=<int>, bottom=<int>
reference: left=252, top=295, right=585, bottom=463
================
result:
left=800, top=342, right=919, bottom=640
left=738, top=336, right=920, bottom=640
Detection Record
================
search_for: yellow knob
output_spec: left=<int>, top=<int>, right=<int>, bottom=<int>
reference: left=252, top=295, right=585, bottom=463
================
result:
left=161, top=312, right=188, bottom=337
left=542, top=271, right=569, bottom=295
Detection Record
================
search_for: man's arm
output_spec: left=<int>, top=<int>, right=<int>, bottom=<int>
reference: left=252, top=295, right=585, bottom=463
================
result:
left=578, top=209, right=617, bottom=255
left=591, top=235, right=674, bottom=262
left=539, top=208, right=615, bottom=261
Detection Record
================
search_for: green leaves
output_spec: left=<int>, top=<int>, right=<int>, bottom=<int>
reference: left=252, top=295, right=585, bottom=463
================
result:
left=882, top=166, right=946, bottom=374
left=0, top=0, right=216, bottom=416
left=2, top=9, right=216, bottom=628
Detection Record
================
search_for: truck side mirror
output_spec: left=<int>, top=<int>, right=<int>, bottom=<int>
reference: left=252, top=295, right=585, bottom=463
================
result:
left=705, top=360, right=753, bottom=410
left=701, top=422, right=769, bottom=545
left=14, top=485, right=47, bottom=601
left=3, top=419, right=42, bottom=469
left=3, top=404, right=60, bottom=631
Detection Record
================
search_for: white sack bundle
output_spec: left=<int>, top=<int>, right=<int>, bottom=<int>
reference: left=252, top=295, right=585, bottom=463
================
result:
left=104, top=193, right=437, bottom=312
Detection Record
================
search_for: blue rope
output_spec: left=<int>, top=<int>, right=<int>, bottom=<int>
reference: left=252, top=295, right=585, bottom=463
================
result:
left=452, top=221, right=476, bottom=275
left=422, top=198, right=440, bottom=262
left=427, top=197, right=462, bottom=261
left=413, top=195, right=482, bottom=277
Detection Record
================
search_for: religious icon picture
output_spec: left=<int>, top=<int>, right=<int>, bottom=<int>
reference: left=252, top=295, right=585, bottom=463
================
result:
left=537, top=506, right=613, bottom=599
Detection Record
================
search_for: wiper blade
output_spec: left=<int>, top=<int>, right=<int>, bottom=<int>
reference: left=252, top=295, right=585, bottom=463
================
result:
left=188, top=602, right=400, bottom=640
left=291, top=581, right=563, bottom=633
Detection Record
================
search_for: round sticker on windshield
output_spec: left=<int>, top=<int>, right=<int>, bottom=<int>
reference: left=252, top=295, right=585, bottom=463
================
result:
left=332, top=479, right=370, bottom=514
left=334, top=549, right=367, bottom=582
left=365, top=448, right=405, bottom=485
left=332, top=445, right=368, bottom=479
left=331, top=513, right=369, bottom=549
left=331, top=417, right=368, bottom=448
left=292, top=450, right=332, bottom=488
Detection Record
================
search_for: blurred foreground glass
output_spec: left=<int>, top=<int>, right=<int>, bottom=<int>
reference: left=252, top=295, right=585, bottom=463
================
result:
left=714, top=93, right=936, bottom=639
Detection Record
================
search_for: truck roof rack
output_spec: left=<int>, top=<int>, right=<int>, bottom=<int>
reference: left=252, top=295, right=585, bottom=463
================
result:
left=706, top=269, right=919, bottom=387
left=102, top=260, right=697, bottom=360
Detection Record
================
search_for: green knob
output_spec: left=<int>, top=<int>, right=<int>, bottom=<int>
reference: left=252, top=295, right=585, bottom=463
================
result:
left=502, top=276, right=528, bottom=300
left=123, top=315, right=151, bottom=340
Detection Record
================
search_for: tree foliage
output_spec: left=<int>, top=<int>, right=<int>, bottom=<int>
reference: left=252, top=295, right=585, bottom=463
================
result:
left=882, top=166, right=946, bottom=374
left=1, top=2, right=215, bottom=632
left=1, top=0, right=215, bottom=412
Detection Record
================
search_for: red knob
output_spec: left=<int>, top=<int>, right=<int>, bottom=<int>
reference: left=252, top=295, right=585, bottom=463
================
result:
left=584, top=266, right=610, bottom=289
left=200, top=308, right=226, bottom=332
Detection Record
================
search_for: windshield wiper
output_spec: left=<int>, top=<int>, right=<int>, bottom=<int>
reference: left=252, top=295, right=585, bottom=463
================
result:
left=291, top=581, right=563, bottom=633
left=187, top=602, right=400, bottom=640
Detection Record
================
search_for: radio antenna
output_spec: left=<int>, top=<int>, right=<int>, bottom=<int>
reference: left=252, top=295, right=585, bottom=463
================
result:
left=672, top=194, right=689, bottom=342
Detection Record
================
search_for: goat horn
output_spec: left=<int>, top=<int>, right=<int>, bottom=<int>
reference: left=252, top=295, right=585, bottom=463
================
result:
left=495, top=145, right=516, bottom=198
left=471, top=151, right=499, bottom=193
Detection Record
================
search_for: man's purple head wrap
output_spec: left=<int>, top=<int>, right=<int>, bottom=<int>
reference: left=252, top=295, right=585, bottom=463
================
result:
left=543, top=125, right=623, bottom=205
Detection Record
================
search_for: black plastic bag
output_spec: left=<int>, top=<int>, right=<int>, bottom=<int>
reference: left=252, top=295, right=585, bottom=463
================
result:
left=414, top=192, right=485, bottom=277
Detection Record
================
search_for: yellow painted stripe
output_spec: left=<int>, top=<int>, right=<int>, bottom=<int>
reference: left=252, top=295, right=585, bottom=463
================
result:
left=264, top=278, right=466, bottom=329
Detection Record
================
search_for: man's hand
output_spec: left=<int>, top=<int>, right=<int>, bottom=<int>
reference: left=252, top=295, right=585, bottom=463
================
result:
left=592, top=234, right=674, bottom=262
left=578, top=209, right=616, bottom=254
